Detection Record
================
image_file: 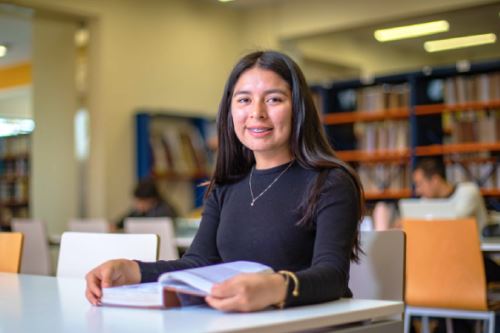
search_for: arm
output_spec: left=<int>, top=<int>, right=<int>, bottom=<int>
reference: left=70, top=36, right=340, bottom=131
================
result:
left=138, top=188, right=223, bottom=282
left=289, top=169, right=359, bottom=306
left=452, top=183, right=482, bottom=218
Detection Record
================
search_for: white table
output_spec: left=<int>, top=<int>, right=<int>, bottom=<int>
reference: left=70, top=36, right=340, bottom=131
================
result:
left=0, top=273, right=404, bottom=333
left=481, top=238, right=500, bottom=252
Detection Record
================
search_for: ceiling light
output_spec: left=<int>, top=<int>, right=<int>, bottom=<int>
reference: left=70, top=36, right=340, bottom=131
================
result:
left=424, top=33, right=497, bottom=52
left=218, top=0, right=234, bottom=2
left=374, top=20, right=449, bottom=42
left=0, top=45, right=7, bottom=58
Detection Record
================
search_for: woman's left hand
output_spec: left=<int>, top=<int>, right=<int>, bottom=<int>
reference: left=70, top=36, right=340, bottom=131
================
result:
left=205, top=272, right=286, bottom=312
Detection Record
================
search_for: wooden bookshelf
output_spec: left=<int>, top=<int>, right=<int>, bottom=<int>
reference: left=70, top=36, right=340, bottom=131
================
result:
left=0, top=153, right=30, bottom=161
left=316, top=59, right=500, bottom=203
left=415, top=100, right=500, bottom=116
left=136, top=112, right=215, bottom=212
left=364, top=189, right=412, bottom=200
left=415, top=142, right=500, bottom=156
left=337, top=149, right=410, bottom=162
left=481, top=189, right=500, bottom=197
left=323, top=108, right=409, bottom=125
left=0, top=200, right=29, bottom=207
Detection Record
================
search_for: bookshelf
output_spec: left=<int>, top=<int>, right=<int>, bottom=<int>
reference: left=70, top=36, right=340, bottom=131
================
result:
left=135, top=112, right=215, bottom=214
left=314, top=59, right=500, bottom=205
left=0, top=134, right=31, bottom=228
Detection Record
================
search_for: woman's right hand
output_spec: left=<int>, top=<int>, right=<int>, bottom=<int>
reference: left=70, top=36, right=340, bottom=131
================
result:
left=85, top=259, right=141, bottom=305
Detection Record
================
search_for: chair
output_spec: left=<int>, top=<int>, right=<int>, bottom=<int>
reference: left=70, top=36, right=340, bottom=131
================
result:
left=68, top=218, right=110, bottom=233
left=0, top=232, right=24, bottom=273
left=57, top=232, right=159, bottom=278
left=403, top=218, right=496, bottom=333
left=11, top=219, right=52, bottom=275
left=124, top=217, right=179, bottom=260
left=349, top=230, right=405, bottom=301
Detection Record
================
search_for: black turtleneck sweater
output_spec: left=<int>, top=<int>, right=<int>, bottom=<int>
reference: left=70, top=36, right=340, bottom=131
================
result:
left=138, top=161, right=359, bottom=307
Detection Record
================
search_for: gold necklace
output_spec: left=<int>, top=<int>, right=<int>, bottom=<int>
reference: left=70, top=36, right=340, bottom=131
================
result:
left=249, top=160, right=294, bottom=207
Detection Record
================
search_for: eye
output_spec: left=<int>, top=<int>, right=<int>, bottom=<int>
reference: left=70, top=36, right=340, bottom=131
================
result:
left=235, top=96, right=250, bottom=104
left=266, top=96, right=284, bottom=104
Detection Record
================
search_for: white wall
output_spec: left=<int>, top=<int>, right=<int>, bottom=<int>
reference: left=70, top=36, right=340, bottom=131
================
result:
left=0, top=86, right=32, bottom=119
left=32, top=14, right=78, bottom=235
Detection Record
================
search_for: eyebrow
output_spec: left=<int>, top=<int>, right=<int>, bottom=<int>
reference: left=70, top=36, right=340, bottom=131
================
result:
left=232, top=89, right=289, bottom=97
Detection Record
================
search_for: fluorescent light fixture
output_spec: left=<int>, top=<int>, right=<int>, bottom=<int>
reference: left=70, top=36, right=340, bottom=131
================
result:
left=218, top=0, right=234, bottom=2
left=374, top=20, right=449, bottom=42
left=424, top=33, right=497, bottom=52
left=0, top=45, right=7, bottom=58
left=0, top=118, right=35, bottom=137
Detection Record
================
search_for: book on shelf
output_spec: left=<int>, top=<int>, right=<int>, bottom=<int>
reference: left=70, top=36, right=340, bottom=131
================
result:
left=149, top=119, right=209, bottom=177
left=357, top=163, right=410, bottom=193
left=354, top=120, right=408, bottom=152
left=444, top=72, right=500, bottom=105
left=101, top=261, right=273, bottom=308
left=354, top=83, right=409, bottom=112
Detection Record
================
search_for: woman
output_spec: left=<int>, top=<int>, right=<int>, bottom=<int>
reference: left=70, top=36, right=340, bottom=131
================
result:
left=86, top=50, right=364, bottom=312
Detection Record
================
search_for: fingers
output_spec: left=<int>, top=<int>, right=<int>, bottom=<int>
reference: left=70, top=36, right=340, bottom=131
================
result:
left=207, top=275, right=257, bottom=312
left=85, top=270, right=103, bottom=306
left=205, top=294, right=245, bottom=312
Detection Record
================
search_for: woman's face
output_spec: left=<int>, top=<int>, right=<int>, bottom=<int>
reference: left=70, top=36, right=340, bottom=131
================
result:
left=230, top=67, right=293, bottom=168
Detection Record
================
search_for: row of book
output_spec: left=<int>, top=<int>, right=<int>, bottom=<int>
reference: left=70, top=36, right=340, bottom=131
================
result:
left=443, top=110, right=499, bottom=144
left=0, top=159, right=29, bottom=178
left=351, top=83, right=409, bottom=112
left=444, top=71, right=500, bottom=105
left=0, top=178, right=29, bottom=204
left=355, top=120, right=409, bottom=151
left=0, top=135, right=30, bottom=158
left=446, top=159, right=500, bottom=189
left=149, top=119, right=210, bottom=177
left=357, top=163, right=410, bottom=192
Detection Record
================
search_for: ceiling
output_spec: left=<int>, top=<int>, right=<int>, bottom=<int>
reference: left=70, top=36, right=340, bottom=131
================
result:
left=1, top=1, right=499, bottom=78
left=286, top=2, right=500, bottom=81
left=0, top=4, right=32, bottom=68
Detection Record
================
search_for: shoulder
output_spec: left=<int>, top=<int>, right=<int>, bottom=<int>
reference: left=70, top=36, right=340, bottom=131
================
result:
left=455, top=182, right=481, bottom=195
left=454, top=182, right=482, bottom=198
left=324, top=167, right=358, bottom=191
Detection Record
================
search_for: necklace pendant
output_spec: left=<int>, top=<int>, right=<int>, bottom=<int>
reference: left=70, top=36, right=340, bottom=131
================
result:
left=251, top=201, right=255, bottom=206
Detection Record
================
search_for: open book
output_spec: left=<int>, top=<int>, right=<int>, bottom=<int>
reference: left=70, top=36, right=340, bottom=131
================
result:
left=100, top=261, right=273, bottom=308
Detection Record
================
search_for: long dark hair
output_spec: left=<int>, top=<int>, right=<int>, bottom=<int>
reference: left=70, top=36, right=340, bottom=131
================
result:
left=206, top=50, right=364, bottom=262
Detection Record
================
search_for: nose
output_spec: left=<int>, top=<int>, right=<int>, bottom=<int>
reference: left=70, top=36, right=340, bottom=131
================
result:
left=250, top=100, right=267, bottom=119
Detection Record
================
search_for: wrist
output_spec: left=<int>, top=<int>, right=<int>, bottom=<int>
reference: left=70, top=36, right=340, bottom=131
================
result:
left=273, top=270, right=300, bottom=309
left=271, top=273, right=288, bottom=309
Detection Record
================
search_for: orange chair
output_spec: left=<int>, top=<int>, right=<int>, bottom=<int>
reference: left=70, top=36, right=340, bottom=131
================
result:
left=403, top=218, right=497, bottom=333
left=0, top=232, right=24, bottom=273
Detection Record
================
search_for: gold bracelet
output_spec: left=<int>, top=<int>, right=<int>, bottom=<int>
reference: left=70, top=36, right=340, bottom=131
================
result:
left=274, top=270, right=300, bottom=309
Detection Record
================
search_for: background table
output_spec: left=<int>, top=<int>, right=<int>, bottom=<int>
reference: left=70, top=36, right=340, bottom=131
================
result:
left=0, top=273, right=403, bottom=333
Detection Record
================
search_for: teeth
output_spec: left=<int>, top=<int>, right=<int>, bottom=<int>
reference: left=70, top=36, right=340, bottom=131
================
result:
left=250, top=128, right=269, bottom=133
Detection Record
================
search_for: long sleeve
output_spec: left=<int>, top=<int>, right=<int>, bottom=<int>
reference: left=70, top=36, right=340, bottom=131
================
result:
left=138, top=190, right=223, bottom=282
left=138, top=163, right=361, bottom=308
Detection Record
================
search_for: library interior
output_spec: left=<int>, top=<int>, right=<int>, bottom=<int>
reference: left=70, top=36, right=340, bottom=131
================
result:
left=1, top=0, right=500, bottom=332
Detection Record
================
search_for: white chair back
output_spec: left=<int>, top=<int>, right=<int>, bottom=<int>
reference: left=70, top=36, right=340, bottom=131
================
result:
left=68, top=218, right=109, bottom=233
left=57, top=232, right=159, bottom=279
left=349, top=230, right=405, bottom=301
left=124, top=217, right=179, bottom=260
left=11, top=219, right=52, bottom=275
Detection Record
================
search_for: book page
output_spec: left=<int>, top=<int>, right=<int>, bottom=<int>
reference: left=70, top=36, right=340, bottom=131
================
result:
left=101, top=282, right=164, bottom=307
left=159, top=261, right=272, bottom=295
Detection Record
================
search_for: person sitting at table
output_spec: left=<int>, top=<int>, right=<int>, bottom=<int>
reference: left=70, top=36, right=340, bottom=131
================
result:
left=115, top=178, right=178, bottom=230
left=85, top=50, right=364, bottom=312
left=412, top=158, right=489, bottom=231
